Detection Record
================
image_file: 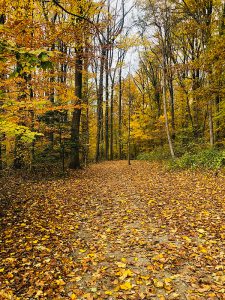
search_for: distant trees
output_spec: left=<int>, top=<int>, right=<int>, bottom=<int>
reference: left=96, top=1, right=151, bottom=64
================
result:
left=130, top=0, right=225, bottom=156
left=1, top=0, right=224, bottom=171
left=0, top=0, right=132, bottom=170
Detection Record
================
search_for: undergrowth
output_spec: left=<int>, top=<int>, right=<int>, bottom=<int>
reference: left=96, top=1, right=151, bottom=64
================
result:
left=137, top=148, right=225, bottom=170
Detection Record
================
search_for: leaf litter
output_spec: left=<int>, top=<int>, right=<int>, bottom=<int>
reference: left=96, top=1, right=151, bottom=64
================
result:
left=0, top=161, right=225, bottom=299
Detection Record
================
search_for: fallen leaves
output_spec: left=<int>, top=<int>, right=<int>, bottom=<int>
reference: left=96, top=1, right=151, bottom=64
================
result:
left=0, top=161, right=225, bottom=299
left=55, top=279, right=66, bottom=286
left=115, top=261, right=126, bottom=268
left=116, top=268, right=133, bottom=280
left=119, top=281, right=133, bottom=290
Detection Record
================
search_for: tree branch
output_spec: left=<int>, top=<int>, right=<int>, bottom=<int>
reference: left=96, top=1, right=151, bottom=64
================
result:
left=52, top=0, right=98, bottom=29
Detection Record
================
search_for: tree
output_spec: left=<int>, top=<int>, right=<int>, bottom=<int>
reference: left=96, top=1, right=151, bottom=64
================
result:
left=138, top=0, right=175, bottom=158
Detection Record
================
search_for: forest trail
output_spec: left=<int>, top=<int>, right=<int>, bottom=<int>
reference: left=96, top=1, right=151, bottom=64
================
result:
left=1, top=161, right=225, bottom=300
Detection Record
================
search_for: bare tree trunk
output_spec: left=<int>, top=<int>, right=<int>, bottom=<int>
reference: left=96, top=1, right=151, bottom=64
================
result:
left=128, top=93, right=131, bottom=166
left=162, top=55, right=175, bottom=158
left=70, top=45, right=83, bottom=169
left=96, top=47, right=105, bottom=162
left=81, top=47, right=89, bottom=166
left=0, top=14, right=6, bottom=169
left=168, top=75, right=175, bottom=139
left=110, top=78, right=115, bottom=160
left=118, top=65, right=123, bottom=160
left=105, top=49, right=109, bottom=160
left=0, top=135, right=3, bottom=170
left=208, top=99, right=214, bottom=147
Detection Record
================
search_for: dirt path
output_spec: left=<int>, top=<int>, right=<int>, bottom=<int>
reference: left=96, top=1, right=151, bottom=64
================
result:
left=1, top=161, right=225, bottom=300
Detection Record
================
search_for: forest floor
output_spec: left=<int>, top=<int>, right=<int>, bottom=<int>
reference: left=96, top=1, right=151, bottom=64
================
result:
left=0, top=161, right=225, bottom=300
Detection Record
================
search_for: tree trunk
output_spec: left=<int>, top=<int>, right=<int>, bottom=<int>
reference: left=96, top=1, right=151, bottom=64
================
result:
left=70, top=46, right=83, bottom=169
left=208, top=100, right=214, bottom=147
left=0, top=135, right=3, bottom=170
left=162, top=55, right=175, bottom=159
left=0, top=14, right=6, bottom=169
left=96, top=47, right=105, bottom=162
left=118, top=65, right=123, bottom=160
left=105, top=49, right=109, bottom=160
left=128, top=93, right=131, bottom=166
left=81, top=46, right=89, bottom=166
left=110, top=78, right=115, bottom=160
left=168, top=75, right=175, bottom=139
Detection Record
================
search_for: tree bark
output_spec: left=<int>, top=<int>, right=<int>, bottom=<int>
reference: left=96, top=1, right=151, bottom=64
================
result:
left=118, top=65, right=123, bottom=160
left=168, top=75, right=175, bottom=139
left=96, top=47, right=105, bottom=162
left=81, top=46, right=89, bottom=166
left=128, top=91, right=131, bottom=166
left=110, top=77, right=115, bottom=160
left=105, top=48, right=109, bottom=160
left=70, top=45, right=83, bottom=169
left=208, top=99, right=214, bottom=147
left=162, top=55, right=175, bottom=158
left=0, top=14, right=6, bottom=169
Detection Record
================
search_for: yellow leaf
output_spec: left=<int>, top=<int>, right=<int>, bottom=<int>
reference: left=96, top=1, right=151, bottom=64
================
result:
left=70, top=294, right=77, bottom=300
left=140, top=275, right=150, bottom=280
left=83, top=293, right=93, bottom=300
left=157, top=294, right=166, bottom=300
left=153, top=278, right=164, bottom=288
left=120, top=281, right=132, bottom=290
left=0, top=268, right=4, bottom=272
left=152, top=253, right=164, bottom=262
left=168, top=293, right=180, bottom=299
left=87, top=253, right=96, bottom=258
left=75, top=276, right=82, bottom=282
left=4, top=257, right=16, bottom=263
left=164, top=277, right=172, bottom=283
left=119, top=269, right=133, bottom=280
left=182, top=236, right=191, bottom=243
left=199, top=245, right=207, bottom=253
left=197, top=228, right=205, bottom=234
left=148, top=199, right=156, bottom=205
left=105, top=290, right=113, bottom=295
left=35, top=290, right=43, bottom=297
left=116, top=262, right=126, bottom=268
left=208, top=293, right=216, bottom=297
left=79, top=249, right=86, bottom=253
left=55, top=279, right=66, bottom=286
left=139, top=292, right=146, bottom=299
left=7, top=272, right=14, bottom=279
left=215, top=265, right=224, bottom=270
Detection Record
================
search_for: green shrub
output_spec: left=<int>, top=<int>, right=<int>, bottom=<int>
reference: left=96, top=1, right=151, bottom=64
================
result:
left=168, top=149, right=225, bottom=170
left=138, top=147, right=225, bottom=170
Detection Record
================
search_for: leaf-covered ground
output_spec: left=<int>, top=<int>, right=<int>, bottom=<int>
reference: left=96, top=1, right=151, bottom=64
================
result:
left=0, top=161, right=225, bottom=300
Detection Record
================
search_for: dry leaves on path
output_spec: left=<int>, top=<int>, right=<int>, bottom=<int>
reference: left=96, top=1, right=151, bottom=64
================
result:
left=0, top=161, right=225, bottom=299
